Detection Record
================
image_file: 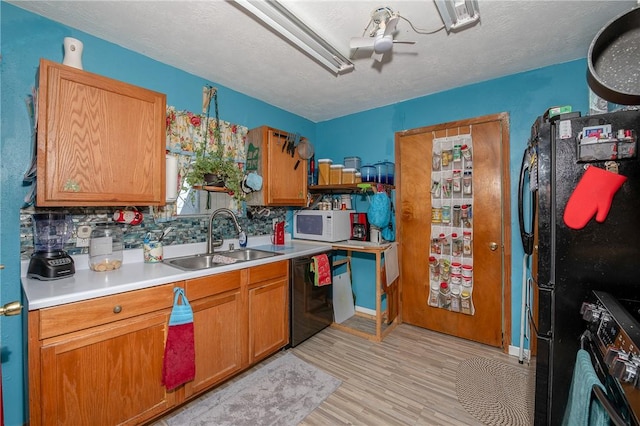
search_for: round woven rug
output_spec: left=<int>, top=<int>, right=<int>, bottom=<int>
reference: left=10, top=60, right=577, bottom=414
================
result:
left=456, top=357, right=534, bottom=426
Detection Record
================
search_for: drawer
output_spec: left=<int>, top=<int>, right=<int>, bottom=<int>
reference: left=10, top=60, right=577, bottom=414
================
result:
left=39, top=283, right=176, bottom=339
left=186, top=270, right=241, bottom=300
left=248, top=260, right=288, bottom=285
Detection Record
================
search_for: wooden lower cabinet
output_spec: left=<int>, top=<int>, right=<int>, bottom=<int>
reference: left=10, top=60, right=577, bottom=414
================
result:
left=248, top=261, right=289, bottom=364
left=184, top=270, right=247, bottom=398
left=28, top=283, right=177, bottom=426
left=28, top=261, right=290, bottom=425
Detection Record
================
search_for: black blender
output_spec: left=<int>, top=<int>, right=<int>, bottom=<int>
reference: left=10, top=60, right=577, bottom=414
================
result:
left=27, top=213, right=75, bottom=280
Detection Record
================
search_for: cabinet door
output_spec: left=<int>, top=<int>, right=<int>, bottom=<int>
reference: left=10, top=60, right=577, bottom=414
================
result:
left=246, top=127, right=307, bottom=206
left=37, top=59, right=166, bottom=206
left=248, top=266, right=289, bottom=364
left=38, top=311, right=174, bottom=426
left=185, top=289, right=245, bottom=397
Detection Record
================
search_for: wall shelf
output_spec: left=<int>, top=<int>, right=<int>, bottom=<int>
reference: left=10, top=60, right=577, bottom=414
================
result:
left=308, top=183, right=395, bottom=194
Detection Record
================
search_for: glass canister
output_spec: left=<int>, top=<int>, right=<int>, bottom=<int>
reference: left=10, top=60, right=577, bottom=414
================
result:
left=89, top=222, right=123, bottom=271
left=360, top=164, right=377, bottom=182
left=374, top=161, right=387, bottom=184
left=383, top=161, right=395, bottom=185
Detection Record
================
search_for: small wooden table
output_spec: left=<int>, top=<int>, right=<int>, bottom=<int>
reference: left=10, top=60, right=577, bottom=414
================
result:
left=330, top=242, right=400, bottom=342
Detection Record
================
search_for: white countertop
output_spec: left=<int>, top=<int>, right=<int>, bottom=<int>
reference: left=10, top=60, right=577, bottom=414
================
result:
left=21, top=235, right=331, bottom=310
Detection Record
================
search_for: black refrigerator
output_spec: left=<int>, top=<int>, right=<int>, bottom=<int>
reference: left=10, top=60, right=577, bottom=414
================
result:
left=519, top=109, right=640, bottom=425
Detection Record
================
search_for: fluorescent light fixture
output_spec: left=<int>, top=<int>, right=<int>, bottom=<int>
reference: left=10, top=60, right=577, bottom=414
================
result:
left=434, top=0, right=480, bottom=33
left=234, top=0, right=354, bottom=74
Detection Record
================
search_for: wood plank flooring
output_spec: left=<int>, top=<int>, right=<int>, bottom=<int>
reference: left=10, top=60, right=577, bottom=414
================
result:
left=155, top=323, right=535, bottom=425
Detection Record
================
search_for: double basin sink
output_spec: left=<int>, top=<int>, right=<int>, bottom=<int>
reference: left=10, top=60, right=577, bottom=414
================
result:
left=164, top=248, right=282, bottom=271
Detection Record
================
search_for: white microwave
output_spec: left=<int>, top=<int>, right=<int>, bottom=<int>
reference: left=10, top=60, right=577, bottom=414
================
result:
left=293, top=210, right=353, bottom=242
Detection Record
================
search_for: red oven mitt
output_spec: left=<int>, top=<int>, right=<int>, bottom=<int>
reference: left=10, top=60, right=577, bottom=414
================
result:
left=563, top=166, right=626, bottom=230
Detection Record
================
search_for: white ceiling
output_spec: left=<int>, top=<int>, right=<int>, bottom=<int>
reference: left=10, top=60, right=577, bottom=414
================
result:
left=9, top=0, right=638, bottom=122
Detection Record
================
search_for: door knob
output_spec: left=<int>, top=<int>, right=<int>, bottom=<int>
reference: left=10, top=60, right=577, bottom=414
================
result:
left=489, top=242, right=499, bottom=251
left=0, top=301, right=22, bottom=316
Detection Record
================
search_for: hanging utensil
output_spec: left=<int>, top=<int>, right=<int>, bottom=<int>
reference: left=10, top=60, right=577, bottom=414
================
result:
left=294, top=138, right=314, bottom=170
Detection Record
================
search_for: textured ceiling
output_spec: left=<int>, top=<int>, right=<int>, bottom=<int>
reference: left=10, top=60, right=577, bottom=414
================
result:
left=9, top=0, right=638, bottom=122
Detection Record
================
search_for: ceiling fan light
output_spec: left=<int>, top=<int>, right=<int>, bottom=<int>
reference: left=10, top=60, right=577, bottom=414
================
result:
left=435, top=0, right=480, bottom=33
left=374, top=35, right=394, bottom=54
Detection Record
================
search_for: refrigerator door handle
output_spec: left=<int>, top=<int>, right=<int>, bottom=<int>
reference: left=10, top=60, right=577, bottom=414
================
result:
left=518, top=146, right=536, bottom=255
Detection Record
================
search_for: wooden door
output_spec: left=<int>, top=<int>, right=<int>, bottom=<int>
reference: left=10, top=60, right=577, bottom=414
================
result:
left=397, top=113, right=511, bottom=348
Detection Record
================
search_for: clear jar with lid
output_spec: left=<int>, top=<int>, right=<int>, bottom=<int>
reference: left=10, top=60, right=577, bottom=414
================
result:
left=439, top=282, right=451, bottom=309
left=428, top=281, right=440, bottom=307
left=360, top=165, right=377, bottom=182
left=89, top=222, right=123, bottom=271
left=318, top=159, right=332, bottom=185
left=329, top=164, right=344, bottom=184
left=355, top=172, right=362, bottom=183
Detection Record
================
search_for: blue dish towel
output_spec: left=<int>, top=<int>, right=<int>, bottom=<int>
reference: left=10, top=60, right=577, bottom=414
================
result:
left=562, top=349, right=610, bottom=426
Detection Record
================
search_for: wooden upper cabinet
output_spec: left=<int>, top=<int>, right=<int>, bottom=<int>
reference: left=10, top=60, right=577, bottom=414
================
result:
left=36, top=59, right=166, bottom=206
left=245, top=126, right=307, bottom=206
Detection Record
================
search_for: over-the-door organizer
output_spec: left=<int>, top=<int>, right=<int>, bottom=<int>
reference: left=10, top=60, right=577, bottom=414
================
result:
left=429, top=135, right=475, bottom=315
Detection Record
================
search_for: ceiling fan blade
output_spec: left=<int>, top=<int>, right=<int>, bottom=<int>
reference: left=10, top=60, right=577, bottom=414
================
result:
left=350, top=36, right=376, bottom=49
left=384, top=16, right=399, bottom=37
left=393, top=41, right=416, bottom=45
left=371, top=51, right=385, bottom=63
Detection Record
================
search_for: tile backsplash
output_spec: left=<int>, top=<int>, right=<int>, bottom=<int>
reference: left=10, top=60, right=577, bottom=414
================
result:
left=20, top=205, right=287, bottom=259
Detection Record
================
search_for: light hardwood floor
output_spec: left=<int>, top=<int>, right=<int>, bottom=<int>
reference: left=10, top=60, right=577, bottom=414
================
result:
left=157, top=323, right=535, bottom=426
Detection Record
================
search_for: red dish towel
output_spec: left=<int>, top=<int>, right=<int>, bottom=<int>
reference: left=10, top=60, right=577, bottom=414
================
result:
left=310, top=254, right=332, bottom=286
left=162, top=287, right=195, bottom=390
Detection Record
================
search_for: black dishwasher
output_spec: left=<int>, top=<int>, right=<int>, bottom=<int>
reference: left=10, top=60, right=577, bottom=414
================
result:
left=289, top=251, right=334, bottom=347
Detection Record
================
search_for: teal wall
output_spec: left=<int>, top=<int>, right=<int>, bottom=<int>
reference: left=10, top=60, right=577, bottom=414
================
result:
left=316, top=60, right=590, bottom=331
left=2, top=2, right=592, bottom=424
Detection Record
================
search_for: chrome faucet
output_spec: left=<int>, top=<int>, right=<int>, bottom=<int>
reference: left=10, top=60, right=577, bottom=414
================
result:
left=207, top=208, right=245, bottom=254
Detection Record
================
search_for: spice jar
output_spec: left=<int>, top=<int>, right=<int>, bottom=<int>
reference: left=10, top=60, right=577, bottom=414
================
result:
left=463, top=171, right=473, bottom=195
left=442, top=205, right=451, bottom=224
left=89, top=222, right=123, bottom=272
left=428, top=282, right=440, bottom=307
left=452, top=170, right=462, bottom=193
left=452, top=205, right=461, bottom=227
left=452, top=233, right=463, bottom=256
left=439, top=282, right=451, bottom=309
left=450, top=286, right=461, bottom=312
left=461, top=289, right=473, bottom=315
left=463, top=232, right=473, bottom=255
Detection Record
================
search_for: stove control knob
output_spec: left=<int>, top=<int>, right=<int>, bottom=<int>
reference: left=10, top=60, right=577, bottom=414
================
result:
left=611, top=352, right=638, bottom=384
left=605, top=347, right=621, bottom=366
left=581, top=303, right=601, bottom=323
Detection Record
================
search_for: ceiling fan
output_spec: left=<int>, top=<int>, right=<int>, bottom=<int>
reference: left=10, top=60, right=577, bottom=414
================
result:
left=349, top=7, right=416, bottom=63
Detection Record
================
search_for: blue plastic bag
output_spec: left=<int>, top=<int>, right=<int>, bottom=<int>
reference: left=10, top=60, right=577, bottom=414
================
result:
left=367, top=191, right=390, bottom=229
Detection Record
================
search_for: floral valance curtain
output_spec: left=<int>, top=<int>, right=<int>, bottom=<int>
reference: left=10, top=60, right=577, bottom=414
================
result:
left=166, top=106, right=247, bottom=163
left=165, top=105, right=248, bottom=196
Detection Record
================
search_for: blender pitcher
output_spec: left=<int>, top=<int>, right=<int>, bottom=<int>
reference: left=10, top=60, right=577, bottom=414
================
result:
left=28, top=213, right=75, bottom=280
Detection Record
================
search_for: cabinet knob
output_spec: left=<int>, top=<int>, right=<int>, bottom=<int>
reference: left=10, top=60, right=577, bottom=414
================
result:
left=489, top=242, right=499, bottom=251
left=113, top=305, right=122, bottom=314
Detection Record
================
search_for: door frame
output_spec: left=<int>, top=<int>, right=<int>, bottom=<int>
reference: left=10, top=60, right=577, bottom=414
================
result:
left=395, top=112, right=512, bottom=351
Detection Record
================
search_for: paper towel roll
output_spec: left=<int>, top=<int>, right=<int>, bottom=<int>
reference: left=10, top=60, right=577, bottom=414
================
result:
left=166, top=154, right=178, bottom=202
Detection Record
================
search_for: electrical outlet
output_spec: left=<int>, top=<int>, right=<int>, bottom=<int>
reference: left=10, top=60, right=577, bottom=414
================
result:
left=76, top=224, right=92, bottom=247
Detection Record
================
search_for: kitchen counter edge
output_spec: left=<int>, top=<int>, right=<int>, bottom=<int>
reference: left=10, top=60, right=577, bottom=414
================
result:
left=21, top=240, right=331, bottom=311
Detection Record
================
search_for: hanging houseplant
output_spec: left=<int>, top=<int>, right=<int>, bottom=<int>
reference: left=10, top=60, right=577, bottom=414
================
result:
left=184, top=87, right=245, bottom=204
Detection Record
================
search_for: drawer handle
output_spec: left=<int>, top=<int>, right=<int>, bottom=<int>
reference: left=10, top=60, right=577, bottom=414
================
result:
left=113, top=305, right=122, bottom=314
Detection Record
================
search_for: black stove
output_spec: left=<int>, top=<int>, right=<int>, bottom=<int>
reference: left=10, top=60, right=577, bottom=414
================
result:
left=581, top=291, right=640, bottom=425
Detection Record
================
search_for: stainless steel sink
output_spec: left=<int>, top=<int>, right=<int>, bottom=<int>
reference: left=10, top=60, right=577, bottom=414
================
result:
left=217, top=248, right=282, bottom=261
left=164, top=249, right=281, bottom=271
